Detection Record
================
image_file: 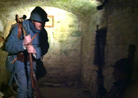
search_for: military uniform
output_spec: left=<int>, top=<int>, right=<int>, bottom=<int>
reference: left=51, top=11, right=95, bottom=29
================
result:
left=5, top=6, right=49, bottom=98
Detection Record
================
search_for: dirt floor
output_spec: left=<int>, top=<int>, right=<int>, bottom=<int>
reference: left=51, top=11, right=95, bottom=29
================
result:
left=7, top=84, right=92, bottom=98
left=40, top=86, right=92, bottom=98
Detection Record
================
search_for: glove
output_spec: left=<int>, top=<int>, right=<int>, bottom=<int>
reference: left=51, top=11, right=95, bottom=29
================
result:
left=26, top=44, right=36, bottom=53
left=23, top=35, right=31, bottom=45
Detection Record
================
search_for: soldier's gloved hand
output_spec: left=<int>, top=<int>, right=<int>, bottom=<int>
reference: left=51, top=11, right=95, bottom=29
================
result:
left=26, top=44, right=36, bottom=53
left=23, top=35, right=31, bottom=45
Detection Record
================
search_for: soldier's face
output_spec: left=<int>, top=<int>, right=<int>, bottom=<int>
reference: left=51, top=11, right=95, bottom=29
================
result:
left=112, top=68, right=128, bottom=81
left=32, top=20, right=45, bottom=30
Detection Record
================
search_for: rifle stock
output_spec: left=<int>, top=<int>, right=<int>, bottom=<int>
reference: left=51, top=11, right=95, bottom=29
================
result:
left=29, top=53, right=44, bottom=98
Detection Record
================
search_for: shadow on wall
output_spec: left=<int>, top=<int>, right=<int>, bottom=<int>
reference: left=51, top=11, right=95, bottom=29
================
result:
left=94, top=25, right=107, bottom=97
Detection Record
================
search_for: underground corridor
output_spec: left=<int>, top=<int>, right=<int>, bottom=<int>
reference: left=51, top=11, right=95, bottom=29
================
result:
left=0, top=0, right=138, bottom=98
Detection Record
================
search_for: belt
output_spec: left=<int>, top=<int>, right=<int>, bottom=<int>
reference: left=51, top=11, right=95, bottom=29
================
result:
left=17, top=52, right=35, bottom=62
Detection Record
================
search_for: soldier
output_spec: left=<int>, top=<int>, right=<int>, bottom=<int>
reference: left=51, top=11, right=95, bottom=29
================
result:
left=5, top=6, right=49, bottom=98
left=97, top=58, right=132, bottom=98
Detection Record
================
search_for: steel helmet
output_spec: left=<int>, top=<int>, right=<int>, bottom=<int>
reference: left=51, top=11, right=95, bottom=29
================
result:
left=30, top=6, right=49, bottom=22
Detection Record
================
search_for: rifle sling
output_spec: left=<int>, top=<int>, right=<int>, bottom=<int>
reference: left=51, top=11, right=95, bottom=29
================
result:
left=11, top=24, right=37, bottom=63
left=17, top=23, right=22, bottom=39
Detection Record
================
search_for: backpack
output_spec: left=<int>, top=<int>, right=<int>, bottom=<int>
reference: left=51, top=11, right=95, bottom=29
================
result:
left=5, top=14, right=27, bottom=72
left=1, top=14, right=27, bottom=51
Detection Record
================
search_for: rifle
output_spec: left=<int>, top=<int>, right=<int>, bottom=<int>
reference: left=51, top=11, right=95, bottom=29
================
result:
left=128, top=44, right=136, bottom=76
left=29, top=53, right=44, bottom=98
left=94, top=25, right=107, bottom=98
left=16, top=15, right=44, bottom=98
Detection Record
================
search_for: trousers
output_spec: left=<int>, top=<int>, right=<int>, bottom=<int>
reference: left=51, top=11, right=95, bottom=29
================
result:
left=13, top=61, right=36, bottom=98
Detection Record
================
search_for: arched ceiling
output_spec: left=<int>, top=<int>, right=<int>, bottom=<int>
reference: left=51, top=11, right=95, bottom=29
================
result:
left=0, top=0, right=99, bottom=17
left=0, top=0, right=101, bottom=34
